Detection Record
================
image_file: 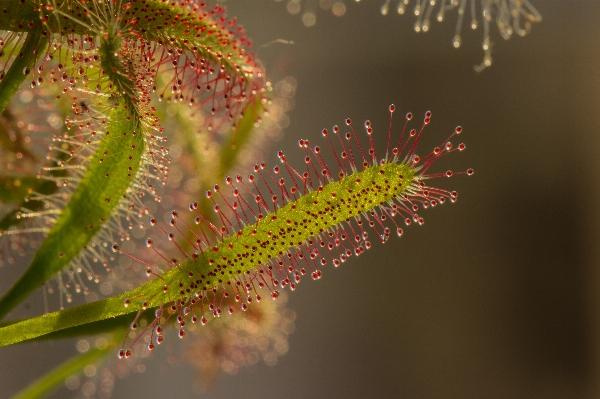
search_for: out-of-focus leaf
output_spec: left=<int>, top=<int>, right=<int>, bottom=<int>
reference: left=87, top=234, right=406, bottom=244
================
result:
left=0, top=176, right=39, bottom=203
left=10, top=344, right=114, bottom=399
left=0, top=105, right=145, bottom=319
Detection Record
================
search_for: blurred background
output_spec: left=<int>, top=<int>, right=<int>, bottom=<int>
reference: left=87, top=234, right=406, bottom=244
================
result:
left=2, top=0, right=600, bottom=398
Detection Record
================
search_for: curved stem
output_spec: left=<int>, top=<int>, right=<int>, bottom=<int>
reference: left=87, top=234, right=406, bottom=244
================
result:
left=0, top=25, right=47, bottom=115
left=10, top=343, right=114, bottom=399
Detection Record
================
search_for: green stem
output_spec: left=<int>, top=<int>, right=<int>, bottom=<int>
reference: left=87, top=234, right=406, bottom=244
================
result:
left=0, top=26, right=47, bottom=115
left=0, top=285, right=143, bottom=347
left=0, top=310, right=152, bottom=343
left=11, top=344, right=114, bottom=399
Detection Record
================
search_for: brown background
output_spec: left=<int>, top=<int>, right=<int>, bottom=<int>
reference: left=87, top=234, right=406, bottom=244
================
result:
left=2, top=1, right=600, bottom=398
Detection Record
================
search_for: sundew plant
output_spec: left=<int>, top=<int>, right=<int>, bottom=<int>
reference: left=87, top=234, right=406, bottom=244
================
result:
left=0, top=0, right=533, bottom=397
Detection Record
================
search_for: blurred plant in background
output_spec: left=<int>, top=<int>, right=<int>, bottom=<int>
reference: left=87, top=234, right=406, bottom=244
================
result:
left=280, top=0, right=541, bottom=70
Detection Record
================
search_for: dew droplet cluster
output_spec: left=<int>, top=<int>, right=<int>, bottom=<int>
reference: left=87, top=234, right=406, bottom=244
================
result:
left=379, top=0, right=542, bottom=71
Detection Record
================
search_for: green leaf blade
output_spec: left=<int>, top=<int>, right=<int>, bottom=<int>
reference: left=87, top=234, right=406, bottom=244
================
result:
left=0, top=106, right=145, bottom=319
left=0, top=26, right=47, bottom=115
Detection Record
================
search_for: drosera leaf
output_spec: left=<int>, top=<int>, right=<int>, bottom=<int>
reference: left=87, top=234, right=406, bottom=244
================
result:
left=0, top=176, right=40, bottom=204
left=0, top=106, right=473, bottom=348
left=0, top=156, right=69, bottom=233
left=0, top=176, right=60, bottom=233
left=218, top=96, right=265, bottom=178
left=0, top=268, right=164, bottom=347
left=0, top=25, right=47, bottom=115
left=10, top=343, right=115, bottom=399
left=186, top=96, right=265, bottom=222
left=0, top=312, right=140, bottom=343
left=0, top=104, right=145, bottom=320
